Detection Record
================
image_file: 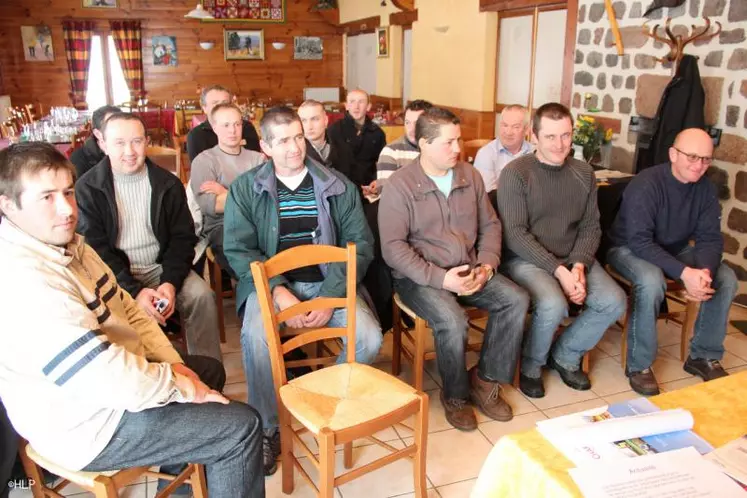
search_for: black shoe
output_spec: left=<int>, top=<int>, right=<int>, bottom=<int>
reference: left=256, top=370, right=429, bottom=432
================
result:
left=263, top=431, right=281, bottom=476
left=626, top=368, right=660, bottom=396
left=683, top=357, right=729, bottom=382
left=548, top=356, right=591, bottom=391
left=519, top=373, right=545, bottom=398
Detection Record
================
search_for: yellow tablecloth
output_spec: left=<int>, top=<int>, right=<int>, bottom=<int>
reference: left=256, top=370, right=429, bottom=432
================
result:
left=472, top=371, right=747, bottom=498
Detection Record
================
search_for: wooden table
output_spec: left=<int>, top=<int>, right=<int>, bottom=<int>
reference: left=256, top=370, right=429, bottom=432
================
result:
left=0, top=138, right=72, bottom=156
left=472, top=371, right=747, bottom=497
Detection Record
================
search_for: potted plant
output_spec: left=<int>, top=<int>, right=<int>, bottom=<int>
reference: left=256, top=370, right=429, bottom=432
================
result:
left=572, top=115, right=613, bottom=164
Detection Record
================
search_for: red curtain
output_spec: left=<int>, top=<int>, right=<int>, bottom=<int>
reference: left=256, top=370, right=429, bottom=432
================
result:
left=61, top=20, right=95, bottom=110
left=110, top=20, right=145, bottom=101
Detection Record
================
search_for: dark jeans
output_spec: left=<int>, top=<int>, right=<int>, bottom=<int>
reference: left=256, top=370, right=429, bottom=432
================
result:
left=83, top=356, right=265, bottom=498
left=207, top=227, right=238, bottom=281
left=394, top=274, right=529, bottom=400
left=0, top=400, right=17, bottom=498
left=607, top=245, right=738, bottom=372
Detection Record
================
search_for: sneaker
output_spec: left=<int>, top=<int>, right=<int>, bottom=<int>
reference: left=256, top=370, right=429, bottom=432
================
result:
left=469, top=367, right=513, bottom=421
left=263, top=431, right=281, bottom=476
left=683, top=357, right=729, bottom=382
left=519, top=373, right=545, bottom=399
left=439, top=391, right=477, bottom=431
left=548, top=355, right=591, bottom=391
left=626, top=368, right=660, bottom=396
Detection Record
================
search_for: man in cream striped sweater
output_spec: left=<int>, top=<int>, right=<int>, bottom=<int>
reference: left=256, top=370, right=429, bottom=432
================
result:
left=0, top=143, right=264, bottom=497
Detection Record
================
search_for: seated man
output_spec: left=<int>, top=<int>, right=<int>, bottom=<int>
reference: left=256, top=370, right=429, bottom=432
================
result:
left=298, top=99, right=356, bottom=181
left=379, top=107, right=529, bottom=431
left=0, top=143, right=263, bottom=498
left=187, top=84, right=261, bottom=161
left=327, top=89, right=386, bottom=194
left=70, top=105, right=120, bottom=180
left=223, top=107, right=383, bottom=475
left=190, top=103, right=265, bottom=279
left=473, top=104, right=532, bottom=193
left=372, top=99, right=432, bottom=195
left=76, top=113, right=222, bottom=361
left=607, top=128, right=738, bottom=395
left=497, top=102, right=626, bottom=399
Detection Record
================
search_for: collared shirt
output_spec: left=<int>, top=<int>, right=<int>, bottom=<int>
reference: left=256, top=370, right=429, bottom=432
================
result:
left=473, top=138, right=532, bottom=192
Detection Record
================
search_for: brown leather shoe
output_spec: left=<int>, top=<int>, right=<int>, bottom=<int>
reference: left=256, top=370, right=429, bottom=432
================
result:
left=627, top=368, right=660, bottom=396
left=439, top=391, right=477, bottom=431
left=469, top=367, right=513, bottom=422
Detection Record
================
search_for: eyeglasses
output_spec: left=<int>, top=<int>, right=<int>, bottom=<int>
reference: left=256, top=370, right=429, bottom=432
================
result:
left=673, top=147, right=713, bottom=166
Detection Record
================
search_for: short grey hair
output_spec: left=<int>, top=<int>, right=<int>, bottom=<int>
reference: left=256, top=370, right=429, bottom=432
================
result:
left=499, top=105, right=530, bottom=126
left=260, top=106, right=302, bottom=143
left=200, top=85, right=232, bottom=107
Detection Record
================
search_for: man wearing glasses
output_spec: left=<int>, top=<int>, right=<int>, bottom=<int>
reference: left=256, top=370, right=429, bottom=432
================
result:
left=607, top=128, right=738, bottom=396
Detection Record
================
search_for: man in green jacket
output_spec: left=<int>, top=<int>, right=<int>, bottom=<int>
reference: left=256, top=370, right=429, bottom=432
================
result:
left=223, top=107, right=383, bottom=476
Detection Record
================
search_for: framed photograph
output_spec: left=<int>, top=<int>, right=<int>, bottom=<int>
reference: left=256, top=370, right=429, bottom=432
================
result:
left=224, top=29, right=264, bottom=60
left=21, top=25, right=54, bottom=62
left=293, top=36, right=323, bottom=60
left=152, top=36, right=177, bottom=66
left=82, top=0, right=117, bottom=7
left=376, top=27, right=389, bottom=58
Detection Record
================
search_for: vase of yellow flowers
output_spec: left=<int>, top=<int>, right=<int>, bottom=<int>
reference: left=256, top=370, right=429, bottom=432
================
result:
left=572, top=115, right=613, bottom=163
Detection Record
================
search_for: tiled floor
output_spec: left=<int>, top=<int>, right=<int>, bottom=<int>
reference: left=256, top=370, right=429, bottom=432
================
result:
left=11, top=302, right=747, bottom=498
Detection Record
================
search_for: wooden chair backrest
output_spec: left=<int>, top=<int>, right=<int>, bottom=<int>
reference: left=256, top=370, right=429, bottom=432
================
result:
left=250, top=243, right=358, bottom=391
left=460, top=138, right=492, bottom=163
left=146, top=145, right=181, bottom=178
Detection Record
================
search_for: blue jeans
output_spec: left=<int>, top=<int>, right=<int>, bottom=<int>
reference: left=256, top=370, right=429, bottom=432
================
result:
left=606, top=245, right=738, bottom=373
left=394, top=274, right=529, bottom=400
left=84, top=356, right=264, bottom=498
left=241, top=280, right=383, bottom=433
left=502, top=258, right=626, bottom=378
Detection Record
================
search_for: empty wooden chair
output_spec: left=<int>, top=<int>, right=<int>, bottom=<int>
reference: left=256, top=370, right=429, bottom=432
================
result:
left=251, top=243, right=429, bottom=498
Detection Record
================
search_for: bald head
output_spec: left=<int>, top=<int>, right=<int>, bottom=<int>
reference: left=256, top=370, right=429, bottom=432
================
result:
left=669, top=128, right=714, bottom=184
left=345, top=89, right=371, bottom=124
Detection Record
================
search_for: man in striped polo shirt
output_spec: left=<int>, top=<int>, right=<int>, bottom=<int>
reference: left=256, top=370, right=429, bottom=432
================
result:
left=497, top=103, right=626, bottom=399
left=371, top=99, right=432, bottom=197
left=223, top=107, right=383, bottom=476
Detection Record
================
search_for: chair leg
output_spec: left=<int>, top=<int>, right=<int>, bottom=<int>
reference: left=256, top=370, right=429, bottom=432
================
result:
left=582, top=351, right=590, bottom=374
left=391, top=302, right=402, bottom=376
left=681, top=301, right=700, bottom=361
left=413, top=318, right=427, bottom=392
left=413, top=394, right=429, bottom=498
left=191, top=464, right=208, bottom=498
left=280, top=410, right=295, bottom=495
left=92, top=476, right=118, bottom=497
left=211, top=258, right=226, bottom=344
left=17, top=441, right=46, bottom=498
left=343, top=441, right=353, bottom=469
left=620, top=305, right=630, bottom=373
left=318, top=428, right=336, bottom=498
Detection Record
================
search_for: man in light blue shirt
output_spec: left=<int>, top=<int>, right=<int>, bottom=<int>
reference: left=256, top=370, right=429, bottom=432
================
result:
left=474, top=105, right=533, bottom=192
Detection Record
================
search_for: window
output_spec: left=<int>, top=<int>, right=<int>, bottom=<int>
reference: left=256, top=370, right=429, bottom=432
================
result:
left=85, top=35, right=130, bottom=110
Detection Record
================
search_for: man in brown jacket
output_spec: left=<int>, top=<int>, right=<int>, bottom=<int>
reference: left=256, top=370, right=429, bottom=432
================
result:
left=379, top=107, right=529, bottom=431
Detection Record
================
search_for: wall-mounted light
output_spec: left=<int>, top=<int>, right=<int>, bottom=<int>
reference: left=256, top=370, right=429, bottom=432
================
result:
left=271, top=41, right=287, bottom=50
left=380, top=0, right=387, bottom=6
left=199, top=41, right=215, bottom=50
left=434, top=25, right=450, bottom=33
left=185, top=4, right=214, bottom=19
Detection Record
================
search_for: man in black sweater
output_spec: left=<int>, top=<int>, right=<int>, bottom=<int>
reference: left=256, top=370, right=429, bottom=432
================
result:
left=70, top=105, right=120, bottom=180
left=607, top=128, right=738, bottom=395
left=326, top=89, right=386, bottom=193
left=186, top=85, right=261, bottom=161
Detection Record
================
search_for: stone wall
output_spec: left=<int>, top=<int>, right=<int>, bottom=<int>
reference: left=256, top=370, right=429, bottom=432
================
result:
left=572, top=0, right=747, bottom=306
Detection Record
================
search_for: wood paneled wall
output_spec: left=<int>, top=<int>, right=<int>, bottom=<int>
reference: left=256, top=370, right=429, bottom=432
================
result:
left=0, top=0, right=343, bottom=109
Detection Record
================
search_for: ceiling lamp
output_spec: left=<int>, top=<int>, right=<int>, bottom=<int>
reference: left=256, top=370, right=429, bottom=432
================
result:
left=185, top=4, right=214, bottom=19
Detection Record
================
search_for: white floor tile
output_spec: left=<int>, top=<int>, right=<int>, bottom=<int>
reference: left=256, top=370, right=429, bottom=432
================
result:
left=478, top=411, right=548, bottom=444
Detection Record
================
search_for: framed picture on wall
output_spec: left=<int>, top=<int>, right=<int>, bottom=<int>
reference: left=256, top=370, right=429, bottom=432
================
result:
left=82, top=0, right=117, bottom=7
left=21, top=25, right=54, bottom=62
left=376, top=27, right=389, bottom=58
left=152, top=36, right=177, bottom=66
left=224, top=29, right=264, bottom=60
left=293, top=36, right=323, bottom=60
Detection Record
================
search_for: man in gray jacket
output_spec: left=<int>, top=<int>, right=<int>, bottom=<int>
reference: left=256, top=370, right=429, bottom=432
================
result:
left=379, top=107, right=528, bottom=432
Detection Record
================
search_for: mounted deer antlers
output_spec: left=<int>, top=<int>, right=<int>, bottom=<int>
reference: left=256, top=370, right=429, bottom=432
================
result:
left=642, top=17, right=722, bottom=70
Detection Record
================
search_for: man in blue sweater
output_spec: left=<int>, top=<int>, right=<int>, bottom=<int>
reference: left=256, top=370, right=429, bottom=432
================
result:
left=607, top=128, right=738, bottom=396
